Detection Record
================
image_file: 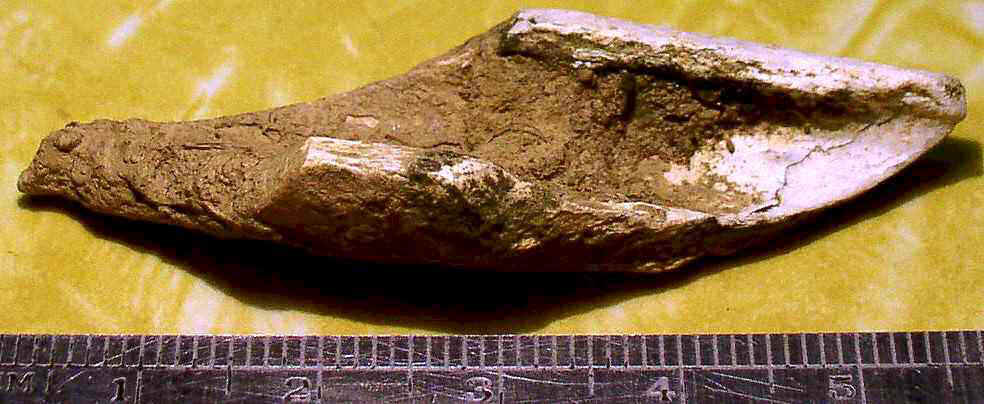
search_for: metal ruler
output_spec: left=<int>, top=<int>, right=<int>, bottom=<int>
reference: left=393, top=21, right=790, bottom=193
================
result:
left=0, top=332, right=981, bottom=403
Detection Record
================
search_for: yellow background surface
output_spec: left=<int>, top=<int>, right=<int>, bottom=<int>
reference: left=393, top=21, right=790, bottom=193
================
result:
left=1, top=1, right=982, bottom=335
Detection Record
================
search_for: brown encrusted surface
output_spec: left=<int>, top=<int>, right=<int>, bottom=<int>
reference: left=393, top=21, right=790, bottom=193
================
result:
left=17, top=10, right=966, bottom=271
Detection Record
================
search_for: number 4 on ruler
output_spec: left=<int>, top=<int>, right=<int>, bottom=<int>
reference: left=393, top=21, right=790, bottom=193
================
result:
left=646, top=376, right=677, bottom=401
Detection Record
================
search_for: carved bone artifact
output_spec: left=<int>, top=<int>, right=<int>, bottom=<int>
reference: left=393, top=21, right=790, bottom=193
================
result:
left=18, top=9, right=967, bottom=271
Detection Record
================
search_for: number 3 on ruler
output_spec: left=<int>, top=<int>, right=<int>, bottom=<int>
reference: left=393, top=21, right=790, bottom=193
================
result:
left=828, top=374, right=857, bottom=400
left=646, top=377, right=676, bottom=401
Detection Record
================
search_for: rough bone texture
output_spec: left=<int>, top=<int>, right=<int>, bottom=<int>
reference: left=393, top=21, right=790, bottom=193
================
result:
left=18, top=9, right=967, bottom=272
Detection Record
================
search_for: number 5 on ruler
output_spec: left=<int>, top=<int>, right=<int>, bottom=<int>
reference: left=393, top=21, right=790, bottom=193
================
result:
left=828, top=374, right=857, bottom=400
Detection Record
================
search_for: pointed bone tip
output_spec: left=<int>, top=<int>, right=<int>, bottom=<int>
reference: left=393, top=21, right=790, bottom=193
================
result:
left=509, top=9, right=968, bottom=125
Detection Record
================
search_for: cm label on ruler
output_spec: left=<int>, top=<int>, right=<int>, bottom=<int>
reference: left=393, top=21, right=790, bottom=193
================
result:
left=2, top=333, right=983, bottom=402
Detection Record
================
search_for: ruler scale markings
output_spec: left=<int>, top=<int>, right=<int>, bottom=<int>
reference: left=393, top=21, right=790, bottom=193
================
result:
left=870, top=332, right=878, bottom=364
left=979, top=330, right=983, bottom=365
left=693, top=335, right=700, bottom=366
left=800, top=333, right=808, bottom=365
left=370, top=335, right=377, bottom=368
left=604, top=335, right=611, bottom=368
left=765, top=334, right=775, bottom=391
left=497, top=344, right=505, bottom=404
left=888, top=332, right=897, bottom=364
left=444, top=336, right=450, bottom=368
left=533, top=335, right=539, bottom=368
left=551, top=335, right=558, bottom=367
left=83, top=335, right=93, bottom=367
left=296, top=336, right=304, bottom=368
left=588, top=335, right=594, bottom=368
left=192, top=335, right=200, bottom=368
left=425, top=336, right=432, bottom=368
left=391, top=336, right=398, bottom=368
left=942, top=332, right=954, bottom=386
left=10, top=335, right=20, bottom=365
left=678, top=367, right=686, bottom=402
left=818, top=333, right=826, bottom=366
left=4, top=332, right=977, bottom=401
left=567, top=336, right=576, bottom=368
left=227, top=337, right=235, bottom=367
left=139, top=335, right=148, bottom=368
left=29, top=335, right=38, bottom=365
left=495, top=335, right=503, bottom=368
left=959, top=331, right=968, bottom=364
left=155, top=335, right=163, bottom=368
left=747, top=334, right=754, bottom=366
left=659, top=335, right=665, bottom=366
left=48, top=335, right=57, bottom=366
left=64, top=336, right=72, bottom=365
left=334, top=336, right=341, bottom=369
left=622, top=335, right=629, bottom=367
left=513, top=335, right=520, bottom=367
left=836, top=333, right=844, bottom=364
left=906, top=332, right=915, bottom=364
left=480, top=336, right=486, bottom=368
left=853, top=333, right=868, bottom=404
left=783, top=333, right=791, bottom=366
left=924, top=332, right=933, bottom=364
left=350, top=336, right=358, bottom=369
left=208, top=335, right=217, bottom=368
left=316, top=336, right=324, bottom=403
left=676, top=334, right=683, bottom=368
left=407, top=335, right=414, bottom=393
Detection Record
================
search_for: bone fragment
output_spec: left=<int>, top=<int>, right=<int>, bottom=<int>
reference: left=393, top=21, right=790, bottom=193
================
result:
left=18, top=9, right=966, bottom=271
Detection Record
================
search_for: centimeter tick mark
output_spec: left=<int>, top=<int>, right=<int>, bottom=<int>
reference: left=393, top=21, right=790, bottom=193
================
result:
left=390, top=336, right=397, bottom=368
left=659, top=335, right=665, bottom=366
left=191, top=336, right=200, bottom=368
left=766, top=334, right=775, bottom=392
left=334, top=336, right=341, bottom=369
left=854, top=333, right=868, bottom=404
left=958, top=332, right=968, bottom=364
left=924, top=332, right=932, bottom=364
left=551, top=335, right=558, bottom=367
left=978, top=330, right=984, bottom=366
left=836, top=333, right=844, bottom=365
left=622, top=335, right=629, bottom=367
left=712, top=335, right=718, bottom=366
left=888, top=333, right=897, bottom=365
left=783, top=334, right=791, bottom=366
left=604, top=335, right=611, bottom=368
left=906, top=332, right=915, bottom=365
left=480, top=336, right=486, bottom=369
left=370, top=336, right=377, bottom=368
left=942, top=333, right=954, bottom=386
left=818, top=334, right=826, bottom=367
left=693, top=335, right=700, bottom=366
left=747, top=334, right=754, bottom=365
left=569, top=336, right=575, bottom=369
left=425, top=336, right=432, bottom=368
left=800, top=334, right=808, bottom=365
left=870, top=333, right=879, bottom=364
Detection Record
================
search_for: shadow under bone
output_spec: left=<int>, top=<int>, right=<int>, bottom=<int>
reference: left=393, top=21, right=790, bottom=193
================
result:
left=15, top=137, right=982, bottom=334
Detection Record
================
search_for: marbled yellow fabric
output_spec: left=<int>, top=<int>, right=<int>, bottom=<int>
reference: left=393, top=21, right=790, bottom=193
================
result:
left=2, top=1, right=981, bottom=335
